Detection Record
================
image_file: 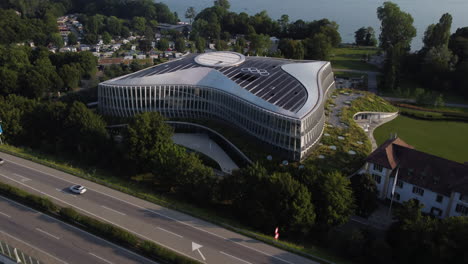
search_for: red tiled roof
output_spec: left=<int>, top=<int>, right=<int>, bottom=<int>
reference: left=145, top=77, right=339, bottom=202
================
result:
left=367, top=138, right=468, bottom=196
left=365, top=138, right=414, bottom=169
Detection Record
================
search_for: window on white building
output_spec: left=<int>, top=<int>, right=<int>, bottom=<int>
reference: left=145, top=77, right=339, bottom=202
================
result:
left=460, top=195, right=468, bottom=203
left=455, top=204, right=468, bottom=215
left=412, top=186, right=424, bottom=196
left=372, top=174, right=382, bottom=184
left=436, top=195, right=443, bottom=203
left=392, top=192, right=400, bottom=201
left=430, top=207, right=443, bottom=217
left=396, top=180, right=403, bottom=188
left=373, top=164, right=383, bottom=172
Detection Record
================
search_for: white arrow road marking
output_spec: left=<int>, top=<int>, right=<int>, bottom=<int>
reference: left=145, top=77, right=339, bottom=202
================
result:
left=192, top=242, right=206, bottom=261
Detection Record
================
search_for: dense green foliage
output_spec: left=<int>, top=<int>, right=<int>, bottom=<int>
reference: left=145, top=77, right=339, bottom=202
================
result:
left=190, top=0, right=340, bottom=59
left=350, top=173, right=378, bottom=217
left=387, top=200, right=468, bottom=264
left=377, top=2, right=416, bottom=91
left=374, top=115, right=468, bottom=163
left=354, top=27, right=377, bottom=46
left=0, top=45, right=97, bottom=97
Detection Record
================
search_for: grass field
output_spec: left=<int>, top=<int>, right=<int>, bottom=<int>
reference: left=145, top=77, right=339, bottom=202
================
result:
left=330, top=47, right=379, bottom=71
left=374, top=115, right=468, bottom=163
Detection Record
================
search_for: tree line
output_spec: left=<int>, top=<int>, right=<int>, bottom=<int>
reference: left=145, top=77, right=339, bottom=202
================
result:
left=189, top=0, right=341, bottom=60
left=376, top=2, right=468, bottom=100
left=0, top=45, right=97, bottom=98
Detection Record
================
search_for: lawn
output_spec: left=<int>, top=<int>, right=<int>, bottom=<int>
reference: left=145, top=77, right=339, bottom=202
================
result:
left=330, top=47, right=379, bottom=71
left=374, top=115, right=468, bottom=163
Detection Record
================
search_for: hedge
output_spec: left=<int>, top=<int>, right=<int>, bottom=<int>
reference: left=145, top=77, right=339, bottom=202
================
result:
left=0, top=181, right=200, bottom=264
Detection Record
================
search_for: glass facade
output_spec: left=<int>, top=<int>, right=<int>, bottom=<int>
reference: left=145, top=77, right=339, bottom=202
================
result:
left=98, top=64, right=335, bottom=161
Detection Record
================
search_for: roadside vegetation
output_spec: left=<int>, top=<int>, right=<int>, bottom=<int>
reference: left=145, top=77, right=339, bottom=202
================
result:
left=374, top=115, right=468, bottom=163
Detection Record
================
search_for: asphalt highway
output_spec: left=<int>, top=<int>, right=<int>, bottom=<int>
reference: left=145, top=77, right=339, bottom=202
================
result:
left=0, top=152, right=319, bottom=264
left=0, top=195, right=156, bottom=264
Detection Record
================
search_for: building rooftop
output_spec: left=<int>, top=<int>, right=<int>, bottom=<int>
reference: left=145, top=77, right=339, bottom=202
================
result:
left=101, top=52, right=331, bottom=117
left=367, top=138, right=468, bottom=196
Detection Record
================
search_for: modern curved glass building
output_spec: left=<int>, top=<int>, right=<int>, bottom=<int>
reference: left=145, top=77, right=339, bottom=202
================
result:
left=98, top=52, right=335, bottom=160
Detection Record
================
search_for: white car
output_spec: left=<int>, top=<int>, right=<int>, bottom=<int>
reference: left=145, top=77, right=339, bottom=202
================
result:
left=69, top=185, right=87, bottom=194
left=0, top=158, right=4, bottom=165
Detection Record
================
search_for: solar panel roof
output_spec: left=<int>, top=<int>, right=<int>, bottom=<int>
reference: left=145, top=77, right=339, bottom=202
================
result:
left=118, top=53, right=313, bottom=112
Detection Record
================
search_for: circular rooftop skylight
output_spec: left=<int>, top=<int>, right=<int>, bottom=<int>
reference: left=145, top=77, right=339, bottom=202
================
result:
left=195, top=51, right=245, bottom=67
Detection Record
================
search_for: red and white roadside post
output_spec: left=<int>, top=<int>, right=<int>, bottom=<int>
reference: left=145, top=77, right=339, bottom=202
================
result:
left=274, top=227, right=279, bottom=240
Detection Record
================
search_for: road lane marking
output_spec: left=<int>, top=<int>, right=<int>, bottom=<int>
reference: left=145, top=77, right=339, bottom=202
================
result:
left=101, top=205, right=126, bottom=216
left=2, top=159, right=298, bottom=264
left=89, top=252, right=114, bottom=264
left=0, top=211, right=11, bottom=218
left=0, top=173, right=199, bottom=263
left=192, top=242, right=206, bottom=261
left=13, top=173, right=30, bottom=182
left=220, top=251, right=253, bottom=264
left=36, top=228, right=60, bottom=240
left=0, top=229, right=68, bottom=264
left=157, top=227, right=183, bottom=238
left=0, top=196, right=157, bottom=264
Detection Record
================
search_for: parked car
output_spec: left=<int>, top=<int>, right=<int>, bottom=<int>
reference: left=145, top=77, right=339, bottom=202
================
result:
left=69, top=185, right=87, bottom=194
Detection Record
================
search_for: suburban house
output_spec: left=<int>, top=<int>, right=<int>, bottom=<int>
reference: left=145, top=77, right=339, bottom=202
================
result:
left=361, top=137, right=468, bottom=218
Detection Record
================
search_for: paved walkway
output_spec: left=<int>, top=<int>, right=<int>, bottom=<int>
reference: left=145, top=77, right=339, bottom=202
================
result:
left=350, top=203, right=395, bottom=230
left=172, top=133, right=238, bottom=174
left=334, top=68, right=379, bottom=94
left=354, top=113, right=399, bottom=150
left=328, top=92, right=363, bottom=129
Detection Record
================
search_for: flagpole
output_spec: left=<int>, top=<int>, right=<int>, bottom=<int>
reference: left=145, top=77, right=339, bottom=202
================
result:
left=388, top=166, right=400, bottom=216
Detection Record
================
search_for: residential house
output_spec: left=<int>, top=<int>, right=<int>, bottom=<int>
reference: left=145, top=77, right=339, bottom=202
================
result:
left=362, top=137, right=468, bottom=218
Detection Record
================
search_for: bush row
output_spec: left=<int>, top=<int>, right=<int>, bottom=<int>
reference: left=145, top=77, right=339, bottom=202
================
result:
left=395, top=103, right=468, bottom=121
left=0, top=181, right=200, bottom=264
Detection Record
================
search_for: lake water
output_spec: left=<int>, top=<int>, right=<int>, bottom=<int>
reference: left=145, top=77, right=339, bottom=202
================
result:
left=160, top=0, right=468, bottom=50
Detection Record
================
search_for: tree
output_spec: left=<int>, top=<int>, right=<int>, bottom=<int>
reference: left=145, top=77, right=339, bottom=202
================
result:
left=423, top=13, right=453, bottom=50
left=377, top=2, right=416, bottom=51
left=59, top=64, right=81, bottom=90
left=158, top=38, right=169, bottom=51
left=215, top=39, right=228, bottom=51
left=350, top=173, right=378, bottom=217
left=175, top=38, right=186, bottom=52
left=50, top=33, right=64, bottom=48
left=125, top=112, right=174, bottom=172
left=278, top=14, right=289, bottom=36
left=214, top=0, right=230, bottom=9
left=223, top=164, right=316, bottom=235
left=195, top=37, right=206, bottom=53
left=132, top=16, right=147, bottom=35
left=248, top=33, right=270, bottom=55
left=355, top=27, right=377, bottom=46
left=387, top=199, right=439, bottom=264
left=309, top=171, right=355, bottom=229
left=106, top=16, right=123, bottom=37
left=63, top=101, right=109, bottom=162
left=377, top=2, right=416, bottom=91
left=303, top=33, right=332, bottom=60
left=185, top=7, right=196, bottom=24
left=68, top=32, right=78, bottom=45
left=102, top=32, right=112, bottom=44
left=278, top=39, right=304, bottom=59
